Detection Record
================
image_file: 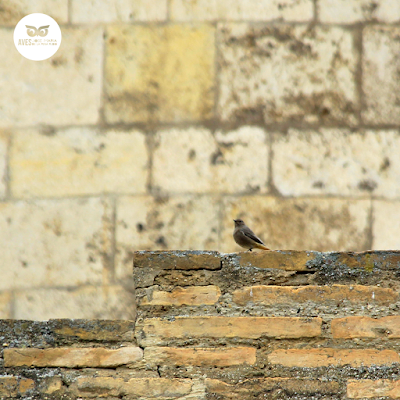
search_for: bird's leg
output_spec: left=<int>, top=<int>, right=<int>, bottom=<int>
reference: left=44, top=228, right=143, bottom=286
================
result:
left=248, top=248, right=253, bottom=252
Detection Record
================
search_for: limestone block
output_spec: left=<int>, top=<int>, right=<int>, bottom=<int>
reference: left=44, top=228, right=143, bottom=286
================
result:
left=115, top=195, right=219, bottom=279
left=0, top=376, right=34, bottom=397
left=0, top=197, right=112, bottom=291
left=221, top=196, right=370, bottom=252
left=11, top=127, right=148, bottom=198
left=0, top=291, right=12, bottom=318
left=218, top=24, right=357, bottom=124
left=363, top=26, right=400, bottom=124
left=273, top=129, right=400, bottom=197
left=372, top=201, right=400, bottom=250
left=105, top=24, right=215, bottom=123
left=0, top=27, right=102, bottom=127
left=319, top=0, right=400, bottom=23
left=0, top=0, right=68, bottom=26
left=14, top=285, right=136, bottom=320
left=71, top=0, right=167, bottom=23
left=347, top=379, right=400, bottom=399
left=153, top=126, right=268, bottom=193
left=170, top=0, right=313, bottom=21
left=0, top=131, right=7, bottom=199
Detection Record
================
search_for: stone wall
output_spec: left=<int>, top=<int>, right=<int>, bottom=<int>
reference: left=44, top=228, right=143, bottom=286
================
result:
left=1, top=0, right=400, bottom=319
left=1, top=250, right=400, bottom=399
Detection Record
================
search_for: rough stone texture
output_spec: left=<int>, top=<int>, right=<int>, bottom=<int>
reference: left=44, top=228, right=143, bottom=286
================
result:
left=273, top=129, right=400, bottom=198
left=0, top=27, right=103, bottom=128
left=0, top=197, right=112, bottom=291
left=153, top=126, right=268, bottom=194
left=139, top=285, right=221, bottom=306
left=319, top=0, right=400, bottom=23
left=0, top=291, right=11, bottom=318
left=115, top=196, right=220, bottom=279
left=11, top=127, right=148, bottom=198
left=0, top=131, right=7, bottom=199
left=221, top=196, right=370, bottom=252
left=144, top=346, right=256, bottom=366
left=0, top=376, right=35, bottom=397
left=233, top=285, right=398, bottom=306
left=137, top=316, right=322, bottom=346
left=363, top=26, right=400, bottom=125
left=373, top=200, right=400, bottom=250
left=332, top=316, right=400, bottom=339
left=14, top=285, right=136, bottom=320
left=347, top=379, right=400, bottom=399
left=218, top=24, right=357, bottom=124
left=4, top=346, right=143, bottom=368
left=0, top=0, right=68, bottom=26
left=268, top=349, right=400, bottom=367
left=170, top=0, right=313, bottom=21
left=105, top=24, right=215, bottom=123
left=71, top=0, right=167, bottom=22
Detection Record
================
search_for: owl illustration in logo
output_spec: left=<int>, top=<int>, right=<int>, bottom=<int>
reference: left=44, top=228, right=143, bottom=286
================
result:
left=25, top=25, right=50, bottom=37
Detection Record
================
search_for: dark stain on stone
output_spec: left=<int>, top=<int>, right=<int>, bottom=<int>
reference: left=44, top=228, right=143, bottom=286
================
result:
left=188, top=149, right=196, bottom=161
left=155, top=236, right=167, bottom=248
left=312, top=181, right=325, bottom=188
left=40, top=125, right=56, bottom=136
left=358, top=179, right=377, bottom=192
left=210, top=148, right=224, bottom=165
left=380, top=157, right=390, bottom=172
left=51, top=57, right=67, bottom=67
left=136, top=223, right=145, bottom=232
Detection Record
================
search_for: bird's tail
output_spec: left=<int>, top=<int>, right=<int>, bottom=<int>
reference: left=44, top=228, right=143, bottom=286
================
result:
left=255, top=243, right=270, bottom=250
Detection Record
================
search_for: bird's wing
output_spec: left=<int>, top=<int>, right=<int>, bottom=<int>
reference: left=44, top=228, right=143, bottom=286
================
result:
left=242, top=227, right=265, bottom=245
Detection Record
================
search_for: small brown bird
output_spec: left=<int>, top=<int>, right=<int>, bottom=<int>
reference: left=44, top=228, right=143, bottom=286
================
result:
left=233, top=219, right=270, bottom=251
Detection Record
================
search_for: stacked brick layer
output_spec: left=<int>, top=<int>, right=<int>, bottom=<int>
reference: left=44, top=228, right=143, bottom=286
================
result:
left=1, top=251, right=400, bottom=399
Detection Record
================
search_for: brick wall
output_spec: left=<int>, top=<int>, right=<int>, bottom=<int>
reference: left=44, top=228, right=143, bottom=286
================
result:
left=1, top=251, right=400, bottom=399
left=1, top=0, right=400, bottom=320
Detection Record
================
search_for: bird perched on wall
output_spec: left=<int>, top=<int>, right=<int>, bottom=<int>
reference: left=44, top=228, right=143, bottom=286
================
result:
left=233, top=219, right=270, bottom=251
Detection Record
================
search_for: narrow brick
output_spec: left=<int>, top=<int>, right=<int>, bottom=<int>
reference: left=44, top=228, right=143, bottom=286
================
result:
left=233, top=285, right=398, bottom=306
left=137, top=316, right=322, bottom=346
left=133, top=250, right=221, bottom=270
left=4, top=347, right=143, bottom=368
left=0, top=376, right=35, bottom=397
left=139, top=285, right=221, bottom=306
left=347, top=379, right=400, bottom=399
left=51, top=319, right=136, bottom=341
left=268, top=349, right=400, bottom=368
left=144, top=347, right=256, bottom=366
left=71, top=377, right=192, bottom=397
left=332, top=316, right=400, bottom=339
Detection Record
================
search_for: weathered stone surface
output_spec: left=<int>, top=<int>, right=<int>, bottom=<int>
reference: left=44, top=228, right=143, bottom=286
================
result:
left=171, top=0, right=313, bottom=21
left=137, top=317, right=322, bottom=346
left=347, top=379, right=400, bottom=399
left=319, top=0, right=400, bottom=23
left=14, top=285, right=136, bottom=320
left=273, top=129, right=400, bottom=197
left=0, top=376, right=35, bottom=397
left=144, top=346, right=256, bottom=366
left=268, top=349, right=400, bottom=367
left=373, top=201, right=400, bottom=249
left=221, top=196, right=370, bottom=252
left=206, top=378, right=340, bottom=397
left=0, top=197, right=112, bottom=291
left=233, top=285, right=398, bottom=306
left=116, top=197, right=220, bottom=279
left=363, top=26, right=400, bottom=124
left=0, top=0, right=68, bottom=25
left=218, top=24, right=357, bottom=124
left=4, top=346, right=143, bottom=368
left=11, top=127, right=148, bottom=198
left=71, top=377, right=192, bottom=397
left=140, top=285, right=221, bottom=306
left=332, top=316, right=400, bottom=339
left=51, top=319, right=136, bottom=341
left=39, top=377, right=63, bottom=395
left=0, top=291, right=12, bottom=318
left=0, top=131, right=7, bottom=199
left=71, top=0, right=167, bottom=22
left=153, top=126, right=268, bottom=194
left=224, top=251, right=317, bottom=271
left=0, top=28, right=103, bottom=127
left=105, top=24, right=214, bottom=123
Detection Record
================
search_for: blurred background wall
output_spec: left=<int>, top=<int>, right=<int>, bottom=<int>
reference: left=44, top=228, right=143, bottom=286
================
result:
left=0, top=0, right=399, bottom=320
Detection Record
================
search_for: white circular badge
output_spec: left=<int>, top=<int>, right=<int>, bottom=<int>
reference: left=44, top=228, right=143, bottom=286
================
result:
left=14, top=13, right=62, bottom=61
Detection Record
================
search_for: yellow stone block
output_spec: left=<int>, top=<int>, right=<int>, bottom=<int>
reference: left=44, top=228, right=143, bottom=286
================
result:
left=105, top=24, right=215, bottom=123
